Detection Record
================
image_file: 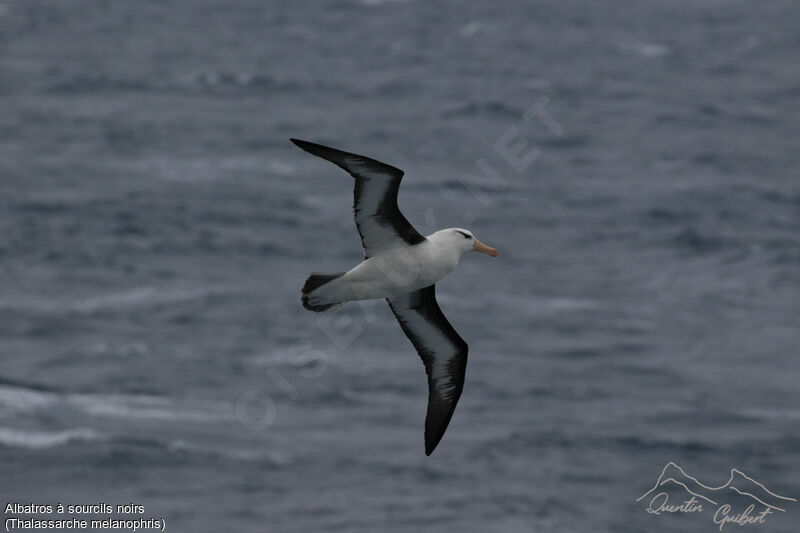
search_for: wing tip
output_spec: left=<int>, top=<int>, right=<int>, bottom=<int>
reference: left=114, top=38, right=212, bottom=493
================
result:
left=289, top=138, right=347, bottom=167
left=289, top=138, right=310, bottom=149
left=423, top=395, right=459, bottom=457
left=424, top=431, right=442, bottom=455
left=424, top=425, right=446, bottom=456
left=289, top=138, right=405, bottom=177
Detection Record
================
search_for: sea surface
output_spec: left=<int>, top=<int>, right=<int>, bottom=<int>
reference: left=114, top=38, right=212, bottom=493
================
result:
left=1, top=1, right=798, bottom=532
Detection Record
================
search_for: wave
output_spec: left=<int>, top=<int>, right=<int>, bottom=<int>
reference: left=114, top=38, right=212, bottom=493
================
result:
left=612, top=435, right=722, bottom=453
left=184, top=70, right=359, bottom=96
left=738, top=407, right=800, bottom=422
left=88, top=435, right=290, bottom=468
left=473, top=429, right=728, bottom=456
left=441, top=100, right=521, bottom=120
left=671, top=226, right=727, bottom=253
left=0, top=384, right=56, bottom=413
left=47, top=73, right=151, bottom=95
left=0, top=384, right=233, bottom=424
left=360, top=0, right=418, bottom=6
left=616, top=41, right=671, bottom=59
left=0, top=286, right=231, bottom=315
left=0, top=424, right=288, bottom=467
left=44, top=68, right=361, bottom=98
left=165, top=439, right=290, bottom=465
left=69, top=286, right=222, bottom=313
left=0, top=427, right=102, bottom=449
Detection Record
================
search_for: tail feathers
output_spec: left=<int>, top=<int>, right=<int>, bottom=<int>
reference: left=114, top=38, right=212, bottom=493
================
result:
left=302, top=272, right=344, bottom=312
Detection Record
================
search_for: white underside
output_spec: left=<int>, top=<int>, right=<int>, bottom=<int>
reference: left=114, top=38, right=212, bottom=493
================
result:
left=307, top=238, right=461, bottom=307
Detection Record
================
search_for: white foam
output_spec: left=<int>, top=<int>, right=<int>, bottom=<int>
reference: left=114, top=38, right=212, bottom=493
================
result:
left=459, top=22, right=486, bottom=38
left=0, top=427, right=101, bottom=449
left=0, top=386, right=55, bottom=413
left=71, top=286, right=216, bottom=313
left=69, top=393, right=231, bottom=423
left=0, top=286, right=227, bottom=315
left=0, top=385, right=233, bottom=424
left=619, top=41, right=671, bottom=58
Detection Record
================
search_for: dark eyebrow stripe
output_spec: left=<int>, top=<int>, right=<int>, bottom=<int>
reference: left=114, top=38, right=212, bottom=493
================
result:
left=455, top=230, right=470, bottom=239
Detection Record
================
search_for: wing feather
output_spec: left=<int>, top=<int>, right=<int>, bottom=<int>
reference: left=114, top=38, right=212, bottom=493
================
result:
left=290, top=139, right=425, bottom=257
left=386, top=285, right=468, bottom=455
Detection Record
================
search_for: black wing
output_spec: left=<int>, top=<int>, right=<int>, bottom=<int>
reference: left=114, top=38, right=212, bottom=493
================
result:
left=386, top=285, right=468, bottom=455
left=290, top=139, right=425, bottom=258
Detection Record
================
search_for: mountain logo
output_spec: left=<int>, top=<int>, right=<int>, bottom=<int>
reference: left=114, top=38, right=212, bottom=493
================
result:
left=636, top=461, right=796, bottom=530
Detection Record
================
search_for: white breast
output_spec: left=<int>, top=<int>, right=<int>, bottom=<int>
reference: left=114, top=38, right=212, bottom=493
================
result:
left=336, top=239, right=461, bottom=301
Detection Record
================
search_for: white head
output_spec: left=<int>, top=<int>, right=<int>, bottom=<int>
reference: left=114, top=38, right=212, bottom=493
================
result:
left=432, top=228, right=499, bottom=257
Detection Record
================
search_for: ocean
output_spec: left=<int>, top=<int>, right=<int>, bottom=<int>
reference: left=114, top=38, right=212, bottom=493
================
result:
left=1, top=0, right=798, bottom=531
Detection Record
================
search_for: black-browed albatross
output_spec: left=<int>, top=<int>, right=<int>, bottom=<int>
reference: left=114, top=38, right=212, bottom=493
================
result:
left=291, top=138, right=498, bottom=455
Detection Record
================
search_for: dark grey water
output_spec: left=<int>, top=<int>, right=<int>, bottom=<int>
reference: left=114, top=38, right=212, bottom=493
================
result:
left=1, top=0, right=799, bottom=531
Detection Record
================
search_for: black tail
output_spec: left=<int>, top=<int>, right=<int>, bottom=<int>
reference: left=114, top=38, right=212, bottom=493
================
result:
left=301, top=272, right=344, bottom=312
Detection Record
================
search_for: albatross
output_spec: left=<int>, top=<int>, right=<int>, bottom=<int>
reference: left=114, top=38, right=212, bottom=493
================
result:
left=291, top=138, right=498, bottom=455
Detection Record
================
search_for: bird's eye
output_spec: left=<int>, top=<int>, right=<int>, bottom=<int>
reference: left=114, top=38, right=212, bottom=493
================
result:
left=455, top=230, right=471, bottom=239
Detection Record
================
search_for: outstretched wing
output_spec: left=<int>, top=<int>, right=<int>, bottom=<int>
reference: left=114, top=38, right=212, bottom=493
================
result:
left=290, top=138, right=425, bottom=258
left=386, top=285, right=468, bottom=455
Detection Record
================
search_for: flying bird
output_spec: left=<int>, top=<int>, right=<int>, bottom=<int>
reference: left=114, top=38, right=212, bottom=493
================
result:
left=291, top=138, right=498, bottom=455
